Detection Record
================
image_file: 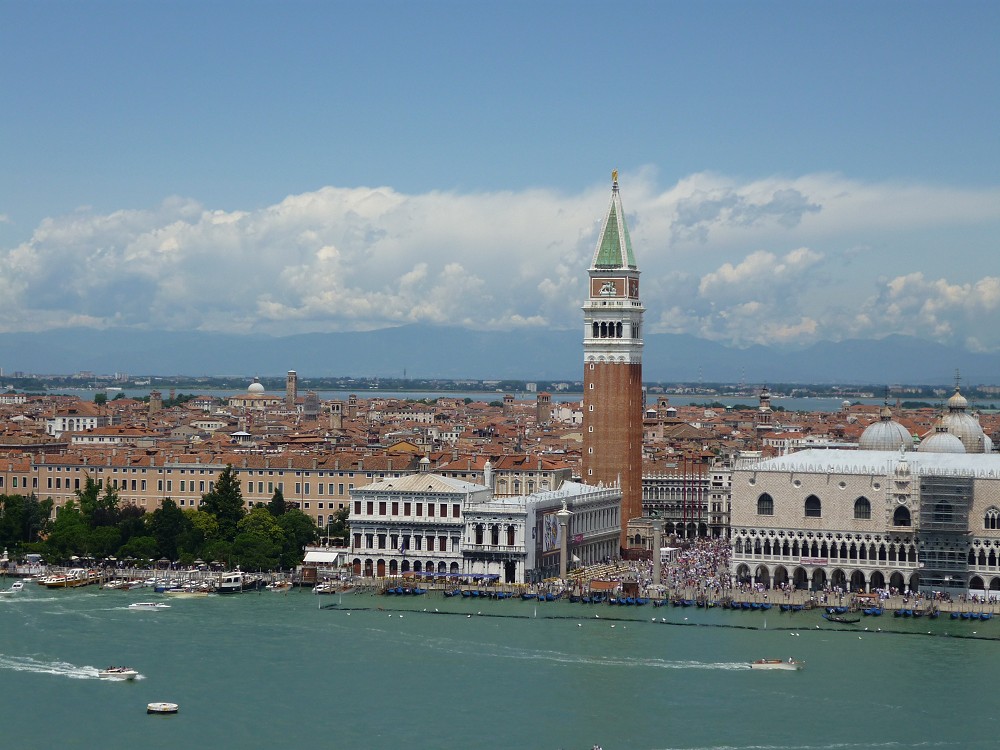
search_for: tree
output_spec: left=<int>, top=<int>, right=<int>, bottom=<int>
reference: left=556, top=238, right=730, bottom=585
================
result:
left=277, top=509, right=319, bottom=568
left=175, top=509, right=219, bottom=560
left=76, top=476, right=122, bottom=528
left=118, top=535, right=158, bottom=563
left=326, top=507, right=350, bottom=545
left=147, top=499, right=189, bottom=561
left=232, top=508, right=284, bottom=570
left=231, top=531, right=280, bottom=571
left=0, top=493, right=52, bottom=552
left=200, top=465, right=246, bottom=538
left=44, top=501, right=90, bottom=561
left=267, top=487, right=287, bottom=517
left=94, top=393, right=107, bottom=406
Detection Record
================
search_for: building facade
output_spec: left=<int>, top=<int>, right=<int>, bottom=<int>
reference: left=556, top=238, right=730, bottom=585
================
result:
left=582, top=171, right=645, bottom=551
left=731, top=448, right=1000, bottom=596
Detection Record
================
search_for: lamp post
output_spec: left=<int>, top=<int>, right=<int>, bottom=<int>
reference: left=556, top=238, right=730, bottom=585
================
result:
left=651, top=514, right=664, bottom=588
left=556, top=501, right=572, bottom=582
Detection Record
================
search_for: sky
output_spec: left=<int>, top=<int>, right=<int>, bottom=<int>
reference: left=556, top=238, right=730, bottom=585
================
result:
left=2, top=1, right=999, bottom=352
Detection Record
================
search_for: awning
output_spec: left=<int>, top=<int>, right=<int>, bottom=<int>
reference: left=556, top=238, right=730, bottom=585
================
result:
left=303, top=550, right=344, bottom=564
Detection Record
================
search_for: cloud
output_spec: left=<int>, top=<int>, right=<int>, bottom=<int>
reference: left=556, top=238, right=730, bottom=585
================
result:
left=2, top=171, right=999, bottom=350
left=852, top=273, right=1000, bottom=351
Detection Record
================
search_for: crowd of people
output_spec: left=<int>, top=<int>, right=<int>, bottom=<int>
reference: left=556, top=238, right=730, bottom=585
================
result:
left=664, top=537, right=732, bottom=596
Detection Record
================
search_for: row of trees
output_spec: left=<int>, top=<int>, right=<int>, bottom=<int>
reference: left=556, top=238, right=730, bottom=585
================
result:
left=0, top=465, right=349, bottom=571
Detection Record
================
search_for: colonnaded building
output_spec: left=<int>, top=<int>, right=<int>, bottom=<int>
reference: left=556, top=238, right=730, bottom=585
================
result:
left=348, top=459, right=622, bottom=583
left=731, top=389, right=1000, bottom=596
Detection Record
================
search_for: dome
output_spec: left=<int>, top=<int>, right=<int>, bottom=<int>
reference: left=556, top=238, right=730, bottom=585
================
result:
left=247, top=379, right=265, bottom=394
left=917, top=427, right=966, bottom=454
left=947, top=387, right=968, bottom=410
left=858, top=405, right=912, bottom=452
left=937, top=386, right=987, bottom=453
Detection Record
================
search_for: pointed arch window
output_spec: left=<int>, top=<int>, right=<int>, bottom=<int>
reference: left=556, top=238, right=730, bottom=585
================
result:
left=893, top=506, right=911, bottom=527
left=854, top=497, right=872, bottom=520
left=756, top=493, right=774, bottom=516
left=986, top=507, right=1000, bottom=530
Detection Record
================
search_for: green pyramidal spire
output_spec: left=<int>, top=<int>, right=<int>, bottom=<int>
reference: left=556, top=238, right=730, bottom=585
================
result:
left=591, top=170, right=636, bottom=270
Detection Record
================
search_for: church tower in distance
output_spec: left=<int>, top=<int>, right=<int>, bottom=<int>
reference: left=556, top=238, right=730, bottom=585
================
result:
left=582, top=171, right=645, bottom=553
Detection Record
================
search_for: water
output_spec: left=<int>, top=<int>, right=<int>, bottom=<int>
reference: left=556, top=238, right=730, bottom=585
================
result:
left=3, top=587, right=999, bottom=749
left=48, top=387, right=884, bottom=412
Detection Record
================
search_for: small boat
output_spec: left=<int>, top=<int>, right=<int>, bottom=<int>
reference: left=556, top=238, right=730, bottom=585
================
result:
left=750, top=658, right=803, bottom=671
left=823, top=614, right=861, bottom=624
left=128, top=602, right=171, bottom=610
left=147, top=702, right=179, bottom=715
left=0, top=581, right=24, bottom=596
left=99, top=666, right=139, bottom=680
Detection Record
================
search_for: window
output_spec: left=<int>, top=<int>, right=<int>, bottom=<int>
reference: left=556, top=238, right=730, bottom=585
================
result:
left=804, top=495, right=821, bottom=518
left=757, top=494, right=774, bottom=516
left=986, top=507, right=1000, bottom=530
left=855, top=497, right=872, bottom=520
left=893, top=506, right=911, bottom=527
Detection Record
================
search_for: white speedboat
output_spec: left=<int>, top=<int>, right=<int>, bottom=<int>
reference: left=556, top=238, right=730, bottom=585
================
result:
left=147, top=702, right=179, bottom=714
left=0, top=581, right=24, bottom=596
left=99, top=666, right=139, bottom=680
left=128, top=602, right=171, bottom=610
left=750, top=658, right=803, bottom=671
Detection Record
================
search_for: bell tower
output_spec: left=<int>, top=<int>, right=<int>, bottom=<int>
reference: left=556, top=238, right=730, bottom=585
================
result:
left=582, top=171, right=645, bottom=552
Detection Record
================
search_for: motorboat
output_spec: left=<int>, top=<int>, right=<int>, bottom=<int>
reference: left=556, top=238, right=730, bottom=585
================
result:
left=99, top=666, right=139, bottom=680
left=750, top=658, right=803, bottom=671
left=128, top=602, right=171, bottom=610
left=0, top=581, right=24, bottom=596
left=147, top=702, right=179, bottom=714
left=217, top=570, right=265, bottom=594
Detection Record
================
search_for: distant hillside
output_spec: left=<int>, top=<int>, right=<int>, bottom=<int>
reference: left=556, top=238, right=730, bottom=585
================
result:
left=3, top=326, right=998, bottom=385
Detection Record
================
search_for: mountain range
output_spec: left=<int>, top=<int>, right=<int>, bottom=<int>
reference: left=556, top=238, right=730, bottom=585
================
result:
left=5, top=326, right=997, bottom=385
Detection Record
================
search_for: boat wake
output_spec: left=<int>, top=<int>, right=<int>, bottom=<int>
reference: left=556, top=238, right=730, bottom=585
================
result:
left=0, top=653, right=103, bottom=680
left=362, top=626, right=748, bottom=670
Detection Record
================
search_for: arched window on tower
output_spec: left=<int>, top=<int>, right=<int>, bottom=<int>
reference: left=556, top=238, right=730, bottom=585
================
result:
left=592, top=322, right=599, bottom=338
left=616, top=322, right=623, bottom=338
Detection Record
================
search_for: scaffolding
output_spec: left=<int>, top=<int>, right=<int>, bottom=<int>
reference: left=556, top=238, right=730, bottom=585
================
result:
left=918, top=476, right=973, bottom=591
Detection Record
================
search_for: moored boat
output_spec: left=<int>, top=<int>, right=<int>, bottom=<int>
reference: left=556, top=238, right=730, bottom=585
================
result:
left=823, top=614, right=861, bottom=624
left=217, top=570, right=265, bottom=594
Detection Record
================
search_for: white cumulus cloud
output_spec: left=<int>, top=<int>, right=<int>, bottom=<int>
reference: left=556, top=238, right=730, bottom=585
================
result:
left=2, top=170, right=999, bottom=350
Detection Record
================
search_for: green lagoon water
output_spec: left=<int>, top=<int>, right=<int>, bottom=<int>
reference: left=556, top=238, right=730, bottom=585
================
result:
left=2, top=586, right=999, bottom=750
